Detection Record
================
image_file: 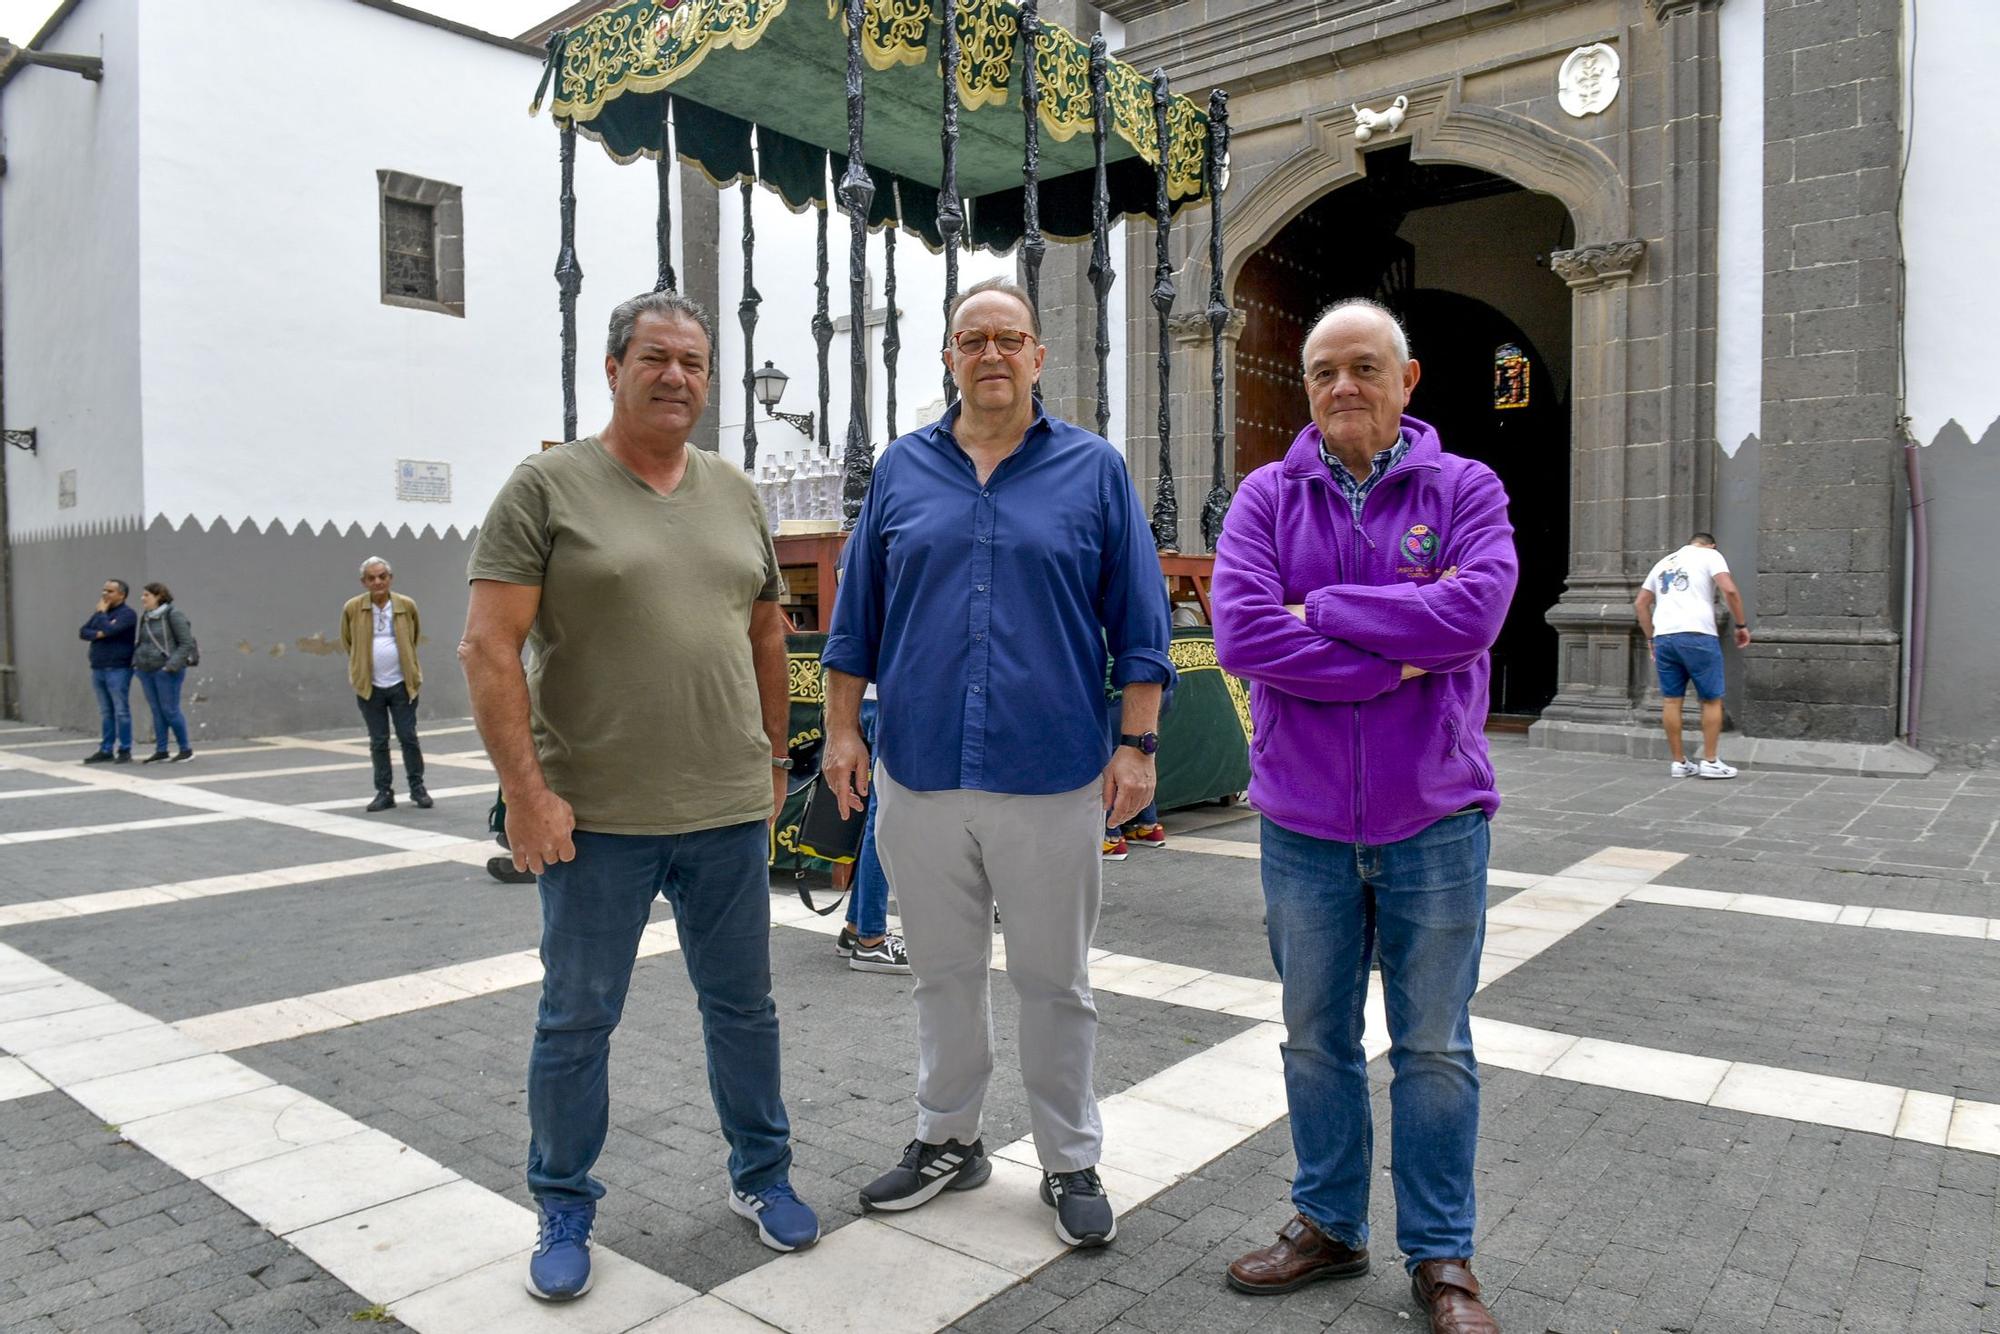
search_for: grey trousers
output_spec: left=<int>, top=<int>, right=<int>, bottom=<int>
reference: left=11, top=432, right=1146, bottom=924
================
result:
left=873, top=765, right=1106, bottom=1171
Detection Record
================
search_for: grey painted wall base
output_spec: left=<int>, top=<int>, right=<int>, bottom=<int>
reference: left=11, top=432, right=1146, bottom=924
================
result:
left=10, top=517, right=474, bottom=742
left=1528, top=718, right=1938, bottom=780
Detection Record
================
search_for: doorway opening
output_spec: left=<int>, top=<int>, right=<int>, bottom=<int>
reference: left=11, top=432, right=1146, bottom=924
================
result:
left=1232, top=150, right=1575, bottom=716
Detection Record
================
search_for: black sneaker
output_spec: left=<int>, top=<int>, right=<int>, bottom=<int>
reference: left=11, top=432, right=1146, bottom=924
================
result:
left=834, top=924, right=859, bottom=958
left=366, top=791, right=396, bottom=812
left=82, top=750, right=114, bottom=764
left=113, top=750, right=133, bottom=764
left=858, top=1138, right=990, bottom=1212
left=410, top=785, right=434, bottom=809
left=171, top=749, right=194, bottom=762
left=142, top=752, right=171, bottom=764
left=848, top=932, right=910, bottom=975
left=1041, top=1167, right=1116, bottom=1247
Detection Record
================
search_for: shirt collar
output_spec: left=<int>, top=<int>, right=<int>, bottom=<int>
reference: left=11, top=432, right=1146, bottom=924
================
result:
left=932, top=399, right=1052, bottom=456
left=1319, top=427, right=1413, bottom=486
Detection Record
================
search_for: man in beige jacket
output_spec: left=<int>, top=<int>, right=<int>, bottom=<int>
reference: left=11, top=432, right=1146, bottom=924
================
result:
left=341, top=557, right=429, bottom=812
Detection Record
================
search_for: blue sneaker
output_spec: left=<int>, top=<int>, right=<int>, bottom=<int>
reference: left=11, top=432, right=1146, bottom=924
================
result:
left=525, top=1199, right=594, bottom=1301
left=728, top=1181, right=820, bottom=1252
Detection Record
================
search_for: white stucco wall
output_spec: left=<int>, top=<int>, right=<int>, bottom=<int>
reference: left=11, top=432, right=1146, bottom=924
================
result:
left=1901, top=0, right=2000, bottom=448
left=1714, top=0, right=1763, bottom=459
left=0, top=0, right=145, bottom=536
left=133, top=0, right=663, bottom=535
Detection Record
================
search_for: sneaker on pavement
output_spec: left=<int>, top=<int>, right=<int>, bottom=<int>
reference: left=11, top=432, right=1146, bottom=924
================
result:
left=410, top=784, right=434, bottom=809
left=728, top=1181, right=820, bottom=1252
left=1697, top=758, right=1738, bottom=780
left=1669, top=760, right=1698, bottom=778
left=113, top=750, right=132, bottom=764
left=525, top=1199, right=594, bottom=1302
left=142, top=751, right=172, bottom=764
left=81, top=750, right=114, bottom=764
left=859, top=1137, right=991, bottom=1212
left=1124, top=822, right=1168, bottom=849
left=833, top=924, right=858, bottom=958
left=366, top=790, right=396, bottom=812
left=848, top=932, right=911, bottom=975
left=1041, top=1167, right=1116, bottom=1247
left=1101, top=836, right=1129, bottom=862
left=171, top=749, right=194, bottom=762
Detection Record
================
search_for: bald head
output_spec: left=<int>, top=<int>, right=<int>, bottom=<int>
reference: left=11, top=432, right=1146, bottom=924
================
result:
left=1301, top=298, right=1420, bottom=466
left=1301, top=298, right=1409, bottom=369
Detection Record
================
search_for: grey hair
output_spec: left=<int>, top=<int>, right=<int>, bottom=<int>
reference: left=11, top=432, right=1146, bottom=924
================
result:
left=1301, top=297, right=1410, bottom=367
left=606, top=290, right=716, bottom=363
left=946, top=277, right=1041, bottom=339
left=359, top=557, right=392, bottom=576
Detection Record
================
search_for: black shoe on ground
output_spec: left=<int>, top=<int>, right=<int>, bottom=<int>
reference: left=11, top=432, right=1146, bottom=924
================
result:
left=833, top=924, right=858, bottom=958
left=858, top=1138, right=990, bottom=1213
left=410, top=785, right=433, bottom=809
left=366, top=791, right=396, bottom=812
left=142, top=752, right=171, bottom=764
left=1041, top=1167, right=1116, bottom=1247
left=171, top=749, right=194, bottom=762
left=82, top=750, right=114, bottom=764
left=113, top=750, right=132, bottom=764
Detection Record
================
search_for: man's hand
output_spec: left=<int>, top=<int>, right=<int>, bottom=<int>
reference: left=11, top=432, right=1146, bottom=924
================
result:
left=770, top=766, right=788, bottom=827
left=94, top=598, right=107, bottom=614
left=1735, top=626, right=1752, bottom=649
left=1102, top=745, right=1157, bottom=828
left=505, top=786, right=576, bottom=876
left=822, top=727, right=871, bottom=821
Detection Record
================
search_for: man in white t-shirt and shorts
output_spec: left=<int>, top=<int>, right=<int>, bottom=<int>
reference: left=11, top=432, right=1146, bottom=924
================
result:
left=1635, top=533, right=1750, bottom=778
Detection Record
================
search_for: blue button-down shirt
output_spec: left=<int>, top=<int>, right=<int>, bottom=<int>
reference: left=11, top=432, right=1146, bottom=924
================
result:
left=823, top=405, right=1175, bottom=795
left=1319, top=428, right=1413, bottom=522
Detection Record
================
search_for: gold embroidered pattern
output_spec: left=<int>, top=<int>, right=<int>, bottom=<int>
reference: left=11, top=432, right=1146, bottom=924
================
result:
left=829, top=0, right=930, bottom=70
left=955, top=3, right=1020, bottom=110
left=787, top=653, right=824, bottom=704
left=550, top=0, right=788, bottom=127
left=1168, top=637, right=1254, bottom=743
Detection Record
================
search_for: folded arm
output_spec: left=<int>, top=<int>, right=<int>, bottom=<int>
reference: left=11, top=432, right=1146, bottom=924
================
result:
left=1211, top=477, right=1404, bottom=703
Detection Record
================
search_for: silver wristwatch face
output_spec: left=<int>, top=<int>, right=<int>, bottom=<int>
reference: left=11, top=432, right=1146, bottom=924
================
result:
left=771, top=756, right=794, bottom=770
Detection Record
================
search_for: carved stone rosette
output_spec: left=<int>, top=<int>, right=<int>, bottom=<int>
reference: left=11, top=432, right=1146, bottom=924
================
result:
left=1548, top=239, right=1645, bottom=290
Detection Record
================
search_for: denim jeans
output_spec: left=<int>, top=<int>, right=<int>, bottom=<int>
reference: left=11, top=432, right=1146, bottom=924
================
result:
left=527, top=821, right=792, bottom=1206
left=1260, top=810, right=1488, bottom=1266
left=846, top=699, right=889, bottom=938
left=90, top=667, right=133, bottom=753
left=137, top=669, right=189, bottom=753
left=355, top=682, right=424, bottom=793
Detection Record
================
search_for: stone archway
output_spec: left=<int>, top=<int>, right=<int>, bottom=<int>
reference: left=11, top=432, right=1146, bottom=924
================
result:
left=1201, top=85, right=1656, bottom=725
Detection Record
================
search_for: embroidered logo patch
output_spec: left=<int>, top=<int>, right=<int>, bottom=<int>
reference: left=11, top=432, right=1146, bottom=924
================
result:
left=1400, top=524, right=1438, bottom=563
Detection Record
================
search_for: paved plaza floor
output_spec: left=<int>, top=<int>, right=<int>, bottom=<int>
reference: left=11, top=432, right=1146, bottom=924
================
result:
left=2, top=718, right=1998, bottom=1333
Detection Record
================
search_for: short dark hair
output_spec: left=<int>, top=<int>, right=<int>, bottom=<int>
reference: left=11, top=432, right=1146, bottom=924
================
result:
left=142, top=582, right=173, bottom=603
left=606, top=290, right=716, bottom=364
left=104, top=578, right=129, bottom=597
left=946, top=278, right=1040, bottom=339
left=1690, top=532, right=1717, bottom=546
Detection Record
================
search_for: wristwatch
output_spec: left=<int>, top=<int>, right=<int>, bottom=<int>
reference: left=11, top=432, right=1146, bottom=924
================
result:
left=771, top=754, right=794, bottom=770
left=1118, top=732, right=1159, bottom=756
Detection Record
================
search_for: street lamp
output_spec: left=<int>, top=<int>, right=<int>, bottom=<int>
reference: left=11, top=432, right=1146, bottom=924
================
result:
left=752, top=360, right=814, bottom=439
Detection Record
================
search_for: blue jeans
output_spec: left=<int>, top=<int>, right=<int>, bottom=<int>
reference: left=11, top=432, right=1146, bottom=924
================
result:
left=90, top=667, right=133, bottom=753
left=846, top=700, right=888, bottom=938
left=1260, top=810, right=1488, bottom=1266
left=1653, top=632, right=1726, bottom=701
left=137, top=669, right=189, bottom=753
left=527, top=821, right=792, bottom=1206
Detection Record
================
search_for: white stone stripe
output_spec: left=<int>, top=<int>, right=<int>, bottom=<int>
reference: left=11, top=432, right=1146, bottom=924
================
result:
left=0, top=941, right=700, bottom=1329
left=1626, top=882, right=2000, bottom=941
left=0, top=851, right=448, bottom=929
left=0, top=810, right=242, bottom=845
left=294, top=783, right=493, bottom=812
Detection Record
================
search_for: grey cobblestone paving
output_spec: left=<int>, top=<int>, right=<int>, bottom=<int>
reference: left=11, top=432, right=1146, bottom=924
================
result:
left=0, top=824, right=385, bottom=905
left=231, top=923, right=1255, bottom=1294
left=0, top=1091, right=399, bottom=1332
left=0, top=791, right=187, bottom=837
left=4, top=864, right=552, bottom=1022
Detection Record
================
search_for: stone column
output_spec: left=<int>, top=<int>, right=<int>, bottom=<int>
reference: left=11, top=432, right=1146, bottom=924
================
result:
left=1541, top=240, right=1649, bottom=724
left=1741, top=0, right=1903, bottom=742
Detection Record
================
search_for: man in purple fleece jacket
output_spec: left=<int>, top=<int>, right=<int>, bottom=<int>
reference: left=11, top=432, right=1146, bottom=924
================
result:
left=1212, top=299, right=1515, bottom=1334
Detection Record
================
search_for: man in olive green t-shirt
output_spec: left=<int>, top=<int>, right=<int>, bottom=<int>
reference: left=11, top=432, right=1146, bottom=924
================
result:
left=461, top=292, right=820, bottom=1302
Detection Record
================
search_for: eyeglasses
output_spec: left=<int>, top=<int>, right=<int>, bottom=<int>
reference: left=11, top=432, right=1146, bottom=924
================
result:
left=947, top=329, right=1037, bottom=357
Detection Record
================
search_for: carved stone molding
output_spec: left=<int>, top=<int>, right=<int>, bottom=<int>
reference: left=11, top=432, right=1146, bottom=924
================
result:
left=1168, top=308, right=1246, bottom=345
left=1549, top=239, right=1646, bottom=289
left=1647, top=0, right=1722, bottom=22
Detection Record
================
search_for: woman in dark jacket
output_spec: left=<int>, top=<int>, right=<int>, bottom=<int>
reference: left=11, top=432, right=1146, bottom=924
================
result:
left=133, top=582, right=195, bottom=762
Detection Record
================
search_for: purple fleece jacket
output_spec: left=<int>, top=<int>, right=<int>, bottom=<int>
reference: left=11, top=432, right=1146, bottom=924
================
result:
left=1212, top=414, right=1518, bottom=846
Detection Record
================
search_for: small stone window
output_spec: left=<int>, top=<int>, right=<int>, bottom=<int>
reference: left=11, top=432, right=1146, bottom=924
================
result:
left=377, top=170, right=464, bottom=316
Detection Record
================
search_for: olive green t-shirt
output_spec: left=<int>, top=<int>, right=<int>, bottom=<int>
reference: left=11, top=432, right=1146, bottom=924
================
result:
left=467, top=437, right=785, bottom=835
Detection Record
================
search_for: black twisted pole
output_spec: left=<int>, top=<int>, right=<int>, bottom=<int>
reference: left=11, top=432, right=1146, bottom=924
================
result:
left=1200, top=89, right=1233, bottom=552
left=1148, top=70, right=1179, bottom=550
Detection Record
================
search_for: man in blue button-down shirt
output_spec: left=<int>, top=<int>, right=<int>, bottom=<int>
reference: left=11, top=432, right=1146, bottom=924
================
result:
left=822, top=278, right=1173, bottom=1249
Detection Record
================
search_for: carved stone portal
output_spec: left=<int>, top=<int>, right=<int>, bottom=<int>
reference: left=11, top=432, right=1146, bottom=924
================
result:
left=1557, top=44, right=1621, bottom=118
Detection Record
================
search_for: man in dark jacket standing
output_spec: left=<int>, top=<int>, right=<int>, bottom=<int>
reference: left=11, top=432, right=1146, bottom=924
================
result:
left=1212, top=299, right=1516, bottom=1334
left=79, top=577, right=139, bottom=764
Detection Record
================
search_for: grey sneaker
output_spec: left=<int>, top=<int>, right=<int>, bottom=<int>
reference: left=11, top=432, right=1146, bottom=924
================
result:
left=859, top=1138, right=990, bottom=1212
left=848, top=932, right=910, bottom=975
left=1041, top=1167, right=1116, bottom=1247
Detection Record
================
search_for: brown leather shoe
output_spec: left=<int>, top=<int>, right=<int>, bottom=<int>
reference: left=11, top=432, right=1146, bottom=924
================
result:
left=1225, top=1213, right=1369, bottom=1294
left=1411, top=1259, right=1498, bottom=1332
